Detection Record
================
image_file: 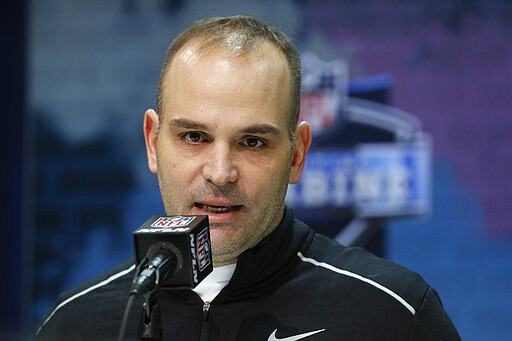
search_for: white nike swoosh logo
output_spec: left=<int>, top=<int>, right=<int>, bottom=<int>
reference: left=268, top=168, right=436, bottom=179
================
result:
left=267, top=328, right=326, bottom=341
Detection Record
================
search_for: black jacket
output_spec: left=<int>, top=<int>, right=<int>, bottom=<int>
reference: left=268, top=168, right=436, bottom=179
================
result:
left=36, top=208, right=460, bottom=340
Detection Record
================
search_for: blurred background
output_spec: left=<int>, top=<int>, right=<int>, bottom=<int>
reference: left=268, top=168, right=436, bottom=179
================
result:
left=2, top=0, right=512, bottom=339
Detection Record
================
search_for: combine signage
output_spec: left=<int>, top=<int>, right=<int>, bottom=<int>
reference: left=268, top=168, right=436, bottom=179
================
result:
left=286, top=139, right=431, bottom=217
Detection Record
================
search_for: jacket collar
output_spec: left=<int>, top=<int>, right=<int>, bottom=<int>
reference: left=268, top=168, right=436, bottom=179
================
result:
left=218, top=207, right=313, bottom=301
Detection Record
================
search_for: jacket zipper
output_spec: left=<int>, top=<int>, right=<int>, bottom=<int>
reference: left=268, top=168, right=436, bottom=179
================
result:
left=202, top=301, right=211, bottom=321
left=199, top=301, right=211, bottom=341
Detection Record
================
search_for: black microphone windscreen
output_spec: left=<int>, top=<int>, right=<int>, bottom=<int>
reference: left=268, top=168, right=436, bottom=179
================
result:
left=132, top=215, right=213, bottom=289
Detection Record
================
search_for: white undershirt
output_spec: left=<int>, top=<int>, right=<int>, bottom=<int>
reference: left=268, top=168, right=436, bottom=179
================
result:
left=192, top=263, right=237, bottom=303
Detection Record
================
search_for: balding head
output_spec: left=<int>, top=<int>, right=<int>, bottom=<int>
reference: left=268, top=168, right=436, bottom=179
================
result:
left=156, top=16, right=302, bottom=141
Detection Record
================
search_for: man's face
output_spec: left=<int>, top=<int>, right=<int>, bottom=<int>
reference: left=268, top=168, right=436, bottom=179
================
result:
left=144, top=43, right=310, bottom=265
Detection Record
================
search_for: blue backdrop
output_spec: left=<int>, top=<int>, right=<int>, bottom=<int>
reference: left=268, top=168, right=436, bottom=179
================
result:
left=21, top=1, right=512, bottom=340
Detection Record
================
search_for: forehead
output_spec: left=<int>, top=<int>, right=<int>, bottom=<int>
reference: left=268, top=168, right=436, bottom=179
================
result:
left=169, top=38, right=289, bottom=78
left=160, top=41, right=292, bottom=129
left=164, top=38, right=291, bottom=91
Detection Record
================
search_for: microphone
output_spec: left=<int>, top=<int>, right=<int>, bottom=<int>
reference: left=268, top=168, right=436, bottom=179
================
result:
left=130, top=215, right=213, bottom=297
left=118, top=216, right=213, bottom=341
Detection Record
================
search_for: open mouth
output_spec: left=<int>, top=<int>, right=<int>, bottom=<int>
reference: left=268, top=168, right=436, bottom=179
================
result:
left=194, top=203, right=242, bottom=213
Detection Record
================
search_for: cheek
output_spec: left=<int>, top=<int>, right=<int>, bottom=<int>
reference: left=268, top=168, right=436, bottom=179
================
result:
left=156, top=154, right=181, bottom=188
left=157, top=154, right=204, bottom=198
left=158, top=147, right=189, bottom=176
left=242, top=156, right=291, bottom=195
left=159, top=162, right=188, bottom=186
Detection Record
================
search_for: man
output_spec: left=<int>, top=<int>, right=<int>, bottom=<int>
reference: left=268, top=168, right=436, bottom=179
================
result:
left=36, top=16, right=460, bottom=340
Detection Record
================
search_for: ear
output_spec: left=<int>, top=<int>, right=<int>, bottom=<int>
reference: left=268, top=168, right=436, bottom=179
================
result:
left=143, top=109, right=159, bottom=174
left=289, top=121, right=312, bottom=184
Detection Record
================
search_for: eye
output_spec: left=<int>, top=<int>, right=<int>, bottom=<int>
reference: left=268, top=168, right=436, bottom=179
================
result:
left=183, top=132, right=206, bottom=144
left=242, top=137, right=265, bottom=148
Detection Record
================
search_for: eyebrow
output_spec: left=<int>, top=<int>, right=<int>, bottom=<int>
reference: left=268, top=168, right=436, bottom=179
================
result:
left=167, top=118, right=283, bottom=136
left=240, top=124, right=282, bottom=137
left=168, top=118, right=208, bottom=131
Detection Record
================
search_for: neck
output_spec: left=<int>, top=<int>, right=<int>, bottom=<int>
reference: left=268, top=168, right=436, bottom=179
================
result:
left=213, top=258, right=237, bottom=267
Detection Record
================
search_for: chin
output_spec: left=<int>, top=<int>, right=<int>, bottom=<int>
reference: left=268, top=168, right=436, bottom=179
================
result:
left=210, top=231, right=245, bottom=259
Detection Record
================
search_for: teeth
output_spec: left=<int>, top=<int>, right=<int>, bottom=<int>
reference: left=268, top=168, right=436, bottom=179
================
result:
left=208, top=206, right=229, bottom=213
left=199, top=204, right=232, bottom=213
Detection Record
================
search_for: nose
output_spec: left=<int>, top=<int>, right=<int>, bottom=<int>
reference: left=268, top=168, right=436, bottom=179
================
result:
left=202, top=142, right=239, bottom=186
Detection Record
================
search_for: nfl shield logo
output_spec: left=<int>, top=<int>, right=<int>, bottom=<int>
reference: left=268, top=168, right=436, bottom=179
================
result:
left=196, top=228, right=211, bottom=271
left=300, top=52, right=348, bottom=135
left=151, top=216, right=196, bottom=228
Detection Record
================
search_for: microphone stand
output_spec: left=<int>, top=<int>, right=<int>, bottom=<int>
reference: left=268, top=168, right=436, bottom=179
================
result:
left=133, top=256, right=165, bottom=340
left=137, top=290, right=162, bottom=340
